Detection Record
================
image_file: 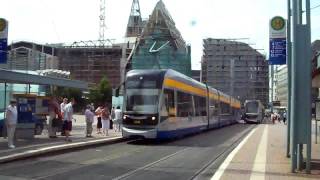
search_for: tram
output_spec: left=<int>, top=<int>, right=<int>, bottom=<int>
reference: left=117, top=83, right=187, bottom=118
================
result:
left=122, top=69, right=241, bottom=139
left=243, top=100, right=265, bottom=124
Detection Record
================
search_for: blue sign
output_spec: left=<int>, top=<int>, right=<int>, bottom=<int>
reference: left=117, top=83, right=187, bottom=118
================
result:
left=0, top=38, right=7, bottom=64
left=269, top=38, right=286, bottom=65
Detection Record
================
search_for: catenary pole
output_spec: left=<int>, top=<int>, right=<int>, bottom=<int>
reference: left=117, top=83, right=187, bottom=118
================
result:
left=287, top=0, right=292, bottom=158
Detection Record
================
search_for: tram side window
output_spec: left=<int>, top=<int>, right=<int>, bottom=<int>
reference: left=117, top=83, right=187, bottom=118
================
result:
left=194, top=96, right=201, bottom=116
left=220, top=102, right=230, bottom=114
left=177, top=91, right=193, bottom=117
left=199, top=96, right=207, bottom=116
left=164, top=89, right=175, bottom=116
left=194, top=96, right=206, bottom=116
left=209, top=99, right=218, bottom=116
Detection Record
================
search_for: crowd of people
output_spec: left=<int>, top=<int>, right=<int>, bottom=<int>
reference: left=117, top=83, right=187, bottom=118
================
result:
left=48, top=97, right=123, bottom=140
left=270, top=111, right=287, bottom=124
left=4, top=96, right=122, bottom=149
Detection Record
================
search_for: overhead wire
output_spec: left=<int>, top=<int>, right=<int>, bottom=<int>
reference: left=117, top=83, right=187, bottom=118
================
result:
left=311, top=3, right=320, bottom=10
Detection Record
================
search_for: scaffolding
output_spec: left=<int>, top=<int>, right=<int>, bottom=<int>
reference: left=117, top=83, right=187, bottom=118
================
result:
left=57, top=46, right=122, bottom=88
left=129, top=0, right=191, bottom=77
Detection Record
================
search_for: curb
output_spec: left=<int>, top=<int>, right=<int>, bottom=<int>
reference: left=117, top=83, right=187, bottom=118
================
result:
left=0, top=137, right=124, bottom=164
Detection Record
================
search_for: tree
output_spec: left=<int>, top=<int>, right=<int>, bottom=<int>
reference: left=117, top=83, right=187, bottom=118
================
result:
left=88, top=76, right=112, bottom=107
left=50, top=87, right=85, bottom=112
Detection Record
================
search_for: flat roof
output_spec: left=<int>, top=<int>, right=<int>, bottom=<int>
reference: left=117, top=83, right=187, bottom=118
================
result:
left=0, top=69, right=88, bottom=90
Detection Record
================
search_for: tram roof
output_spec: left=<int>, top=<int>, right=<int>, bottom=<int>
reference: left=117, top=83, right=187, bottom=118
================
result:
left=126, top=69, right=240, bottom=102
left=0, top=69, right=88, bottom=90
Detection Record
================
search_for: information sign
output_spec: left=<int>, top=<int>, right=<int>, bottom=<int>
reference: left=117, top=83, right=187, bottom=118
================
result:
left=0, top=18, right=8, bottom=64
left=269, top=38, right=286, bottom=65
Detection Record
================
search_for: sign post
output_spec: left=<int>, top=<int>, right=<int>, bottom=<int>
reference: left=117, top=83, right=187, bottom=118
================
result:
left=0, top=18, right=8, bottom=64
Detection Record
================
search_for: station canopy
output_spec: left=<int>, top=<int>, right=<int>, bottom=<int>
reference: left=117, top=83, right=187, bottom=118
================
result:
left=0, top=69, right=88, bottom=90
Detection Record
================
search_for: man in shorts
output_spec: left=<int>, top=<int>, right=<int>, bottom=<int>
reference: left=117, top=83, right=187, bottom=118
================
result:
left=63, top=98, right=75, bottom=142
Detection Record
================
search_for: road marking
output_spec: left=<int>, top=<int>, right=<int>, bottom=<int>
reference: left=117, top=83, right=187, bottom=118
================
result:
left=250, top=125, right=268, bottom=180
left=211, top=126, right=257, bottom=180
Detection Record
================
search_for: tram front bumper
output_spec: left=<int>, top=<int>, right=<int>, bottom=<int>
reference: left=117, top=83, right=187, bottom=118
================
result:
left=122, top=127, right=157, bottom=139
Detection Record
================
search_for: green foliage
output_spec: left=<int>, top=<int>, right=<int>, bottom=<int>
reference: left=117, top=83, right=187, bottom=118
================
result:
left=88, top=76, right=112, bottom=107
left=52, top=87, right=85, bottom=112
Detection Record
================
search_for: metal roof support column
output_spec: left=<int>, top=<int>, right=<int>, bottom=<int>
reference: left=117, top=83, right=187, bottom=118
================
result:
left=305, top=0, right=312, bottom=173
left=290, top=0, right=312, bottom=173
left=287, top=0, right=292, bottom=158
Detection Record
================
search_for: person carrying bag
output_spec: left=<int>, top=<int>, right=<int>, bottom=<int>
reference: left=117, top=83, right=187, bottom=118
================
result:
left=48, top=97, right=62, bottom=138
left=52, top=107, right=62, bottom=128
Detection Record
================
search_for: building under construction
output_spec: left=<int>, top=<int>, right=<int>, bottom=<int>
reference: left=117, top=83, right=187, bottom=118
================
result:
left=127, top=0, right=191, bottom=77
left=57, top=41, right=122, bottom=88
left=0, top=41, right=123, bottom=89
left=201, top=38, right=269, bottom=106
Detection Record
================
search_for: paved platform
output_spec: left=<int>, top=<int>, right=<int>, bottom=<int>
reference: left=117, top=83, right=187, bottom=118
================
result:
left=212, top=121, right=320, bottom=180
left=1, top=115, right=320, bottom=180
left=0, top=115, right=123, bottom=163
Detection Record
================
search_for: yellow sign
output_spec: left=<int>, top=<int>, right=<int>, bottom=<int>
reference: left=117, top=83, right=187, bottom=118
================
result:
left=271, top=16, right=285, bottom=31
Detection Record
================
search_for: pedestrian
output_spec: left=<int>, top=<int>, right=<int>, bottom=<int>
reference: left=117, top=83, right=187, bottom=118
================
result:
left=114, top=106, right=122, bottom=132
left=85, top=105, right=95, bottom=137
left=101, top=106, right=110, bottom=136
left=276, top=113, right=281, bottom=123
left=60, top=98, right=68, bottom=136
left=95, top=105, right=103, bottom=134
left=283, top=111, right=287, bottom=125
left=90, top=103, right=95, bottom=111
left=271, top=113, right=276, bottom=124
left=60, top=98, right=68, bottom=116
left=63, top=98, right=75, bottom=142
left=48, top=97, right=61, bottom=138
left=5, top=100, right=18, bottom=149
left=111, top=106, right=115, bottom=129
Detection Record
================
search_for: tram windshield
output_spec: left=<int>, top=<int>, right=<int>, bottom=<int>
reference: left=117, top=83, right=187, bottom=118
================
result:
left=245, top=101, right=259, bottom=113
left=125, top=89, right=159, bottom=113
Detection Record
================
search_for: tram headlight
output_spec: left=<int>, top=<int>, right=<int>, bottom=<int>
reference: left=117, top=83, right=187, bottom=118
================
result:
left=152, top=116, right=156, bottom=120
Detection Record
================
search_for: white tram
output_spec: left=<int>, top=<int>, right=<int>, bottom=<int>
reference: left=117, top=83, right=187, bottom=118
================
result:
left=122, top=69, right=241, bottom=139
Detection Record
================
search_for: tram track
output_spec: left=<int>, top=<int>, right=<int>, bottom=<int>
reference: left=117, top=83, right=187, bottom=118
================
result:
left=112, top=124, right=257, bottom=180
left=112, top=147, right=192, bottom=180
left=0, top=124, right=256, bottom=180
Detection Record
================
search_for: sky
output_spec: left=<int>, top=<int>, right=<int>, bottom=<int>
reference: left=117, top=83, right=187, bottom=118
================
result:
left=1, top=0, right=320, bottom=70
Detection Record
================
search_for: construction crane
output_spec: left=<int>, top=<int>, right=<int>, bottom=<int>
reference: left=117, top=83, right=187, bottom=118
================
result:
left=99, top=0, right=106, bottom=46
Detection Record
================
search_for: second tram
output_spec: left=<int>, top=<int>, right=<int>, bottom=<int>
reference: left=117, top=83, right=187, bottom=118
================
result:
left=243, top=100, right=265, bottom=124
